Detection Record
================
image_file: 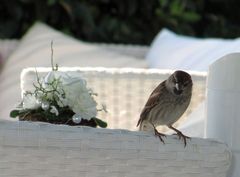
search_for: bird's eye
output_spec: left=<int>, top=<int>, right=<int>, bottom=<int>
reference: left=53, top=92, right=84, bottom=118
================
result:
left=173, top=77, right=178, bottom=84
left=183, top=82, right=188, bottom=87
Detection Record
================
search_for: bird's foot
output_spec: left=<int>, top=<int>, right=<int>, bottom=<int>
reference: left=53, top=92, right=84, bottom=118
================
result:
left=173, top=132, right=191, bottom=147
left=168, top=125, right=190, bottom=147
left=154, top=128, right=166, bottom=144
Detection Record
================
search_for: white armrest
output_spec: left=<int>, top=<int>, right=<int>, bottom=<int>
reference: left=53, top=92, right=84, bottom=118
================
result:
left=0, top=120, right=231, bottom=177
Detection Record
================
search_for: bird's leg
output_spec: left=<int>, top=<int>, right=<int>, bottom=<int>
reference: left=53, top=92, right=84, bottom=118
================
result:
left=151, top=123, right=166, bottom=144
left=168, top=125, right=190, bottom=147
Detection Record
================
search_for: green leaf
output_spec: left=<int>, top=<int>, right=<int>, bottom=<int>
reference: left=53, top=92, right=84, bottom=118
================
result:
left=170, top=0, right=183, bottom=16
left=181, top=12, right=201, bottom=22
left=92, top=118, right=107, bottom=128
left=10, top=110, right=20, bottom=118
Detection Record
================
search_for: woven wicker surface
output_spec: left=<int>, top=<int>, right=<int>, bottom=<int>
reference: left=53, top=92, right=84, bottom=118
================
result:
left=21, top=67, right=207, bottom=131
left=0, top=120, right=231, bottom=177
left=0, top=67, right=231, bottom=177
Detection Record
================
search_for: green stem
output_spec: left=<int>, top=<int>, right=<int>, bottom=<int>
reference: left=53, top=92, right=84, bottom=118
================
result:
left=51, top=41, right=54, bottom=71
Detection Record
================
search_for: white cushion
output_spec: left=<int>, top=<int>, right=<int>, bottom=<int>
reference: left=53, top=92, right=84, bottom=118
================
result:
left=0, top=22, right=147, bottom=119
left=146, top=28, right=240, bottom=71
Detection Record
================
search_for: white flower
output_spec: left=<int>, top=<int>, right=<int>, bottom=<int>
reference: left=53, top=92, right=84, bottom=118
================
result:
left=42, top=72, right=61, bottom=96
left=41, top=102, right=50, bottom=110
left=42, top=71, right=98, bottom=120
left=102, top=103, right=108, bottom=113
left=22, top=94, right=41, bottom=110
left=50, top=106, right=59, bottom=116
left=44, top=71, right=85, bottom=86
left=44, top=71, right=62, bottom=84
left=63, top=80, right=97, bottom=120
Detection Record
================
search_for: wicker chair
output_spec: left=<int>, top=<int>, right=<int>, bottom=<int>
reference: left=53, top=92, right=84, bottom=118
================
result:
left=0, top=67, right=228, bottom=177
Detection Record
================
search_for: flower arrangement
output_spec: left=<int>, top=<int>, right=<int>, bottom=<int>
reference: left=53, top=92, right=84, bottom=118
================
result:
left=10, top=42, right=107, bottom=128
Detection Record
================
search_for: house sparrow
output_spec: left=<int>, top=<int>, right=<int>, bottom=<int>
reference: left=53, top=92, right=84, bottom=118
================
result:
left=137, top=70, right=192, bottom=146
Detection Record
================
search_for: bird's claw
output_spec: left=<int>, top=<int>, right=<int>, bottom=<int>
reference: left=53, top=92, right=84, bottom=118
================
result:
left=173, top=132, right=191, bottom=147
left=154, top=128, right=166, bottom=144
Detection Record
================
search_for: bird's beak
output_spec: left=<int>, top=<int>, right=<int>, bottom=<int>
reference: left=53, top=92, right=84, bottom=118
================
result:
left=174, top=83, right=183, bottom=95
left=175, top=83, right=180, bottom=91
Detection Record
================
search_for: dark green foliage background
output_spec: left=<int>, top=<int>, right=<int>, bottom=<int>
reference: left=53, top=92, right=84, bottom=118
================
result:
left=1, top=0, right=240, bottom=45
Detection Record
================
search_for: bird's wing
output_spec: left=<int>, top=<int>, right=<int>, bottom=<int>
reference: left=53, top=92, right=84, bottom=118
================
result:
left=137, top=82, right=165, bottom=127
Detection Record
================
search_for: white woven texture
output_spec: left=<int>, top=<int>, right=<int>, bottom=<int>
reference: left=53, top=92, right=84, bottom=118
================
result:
left=0, top=67, right=231, bottom=177
left=21, top=67, right=207, bottom=131
left=0, top=120, right=231, bottom=177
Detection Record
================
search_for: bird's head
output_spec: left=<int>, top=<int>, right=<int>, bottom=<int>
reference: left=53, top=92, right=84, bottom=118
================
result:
left=166, top=70, right=193, bottom=96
